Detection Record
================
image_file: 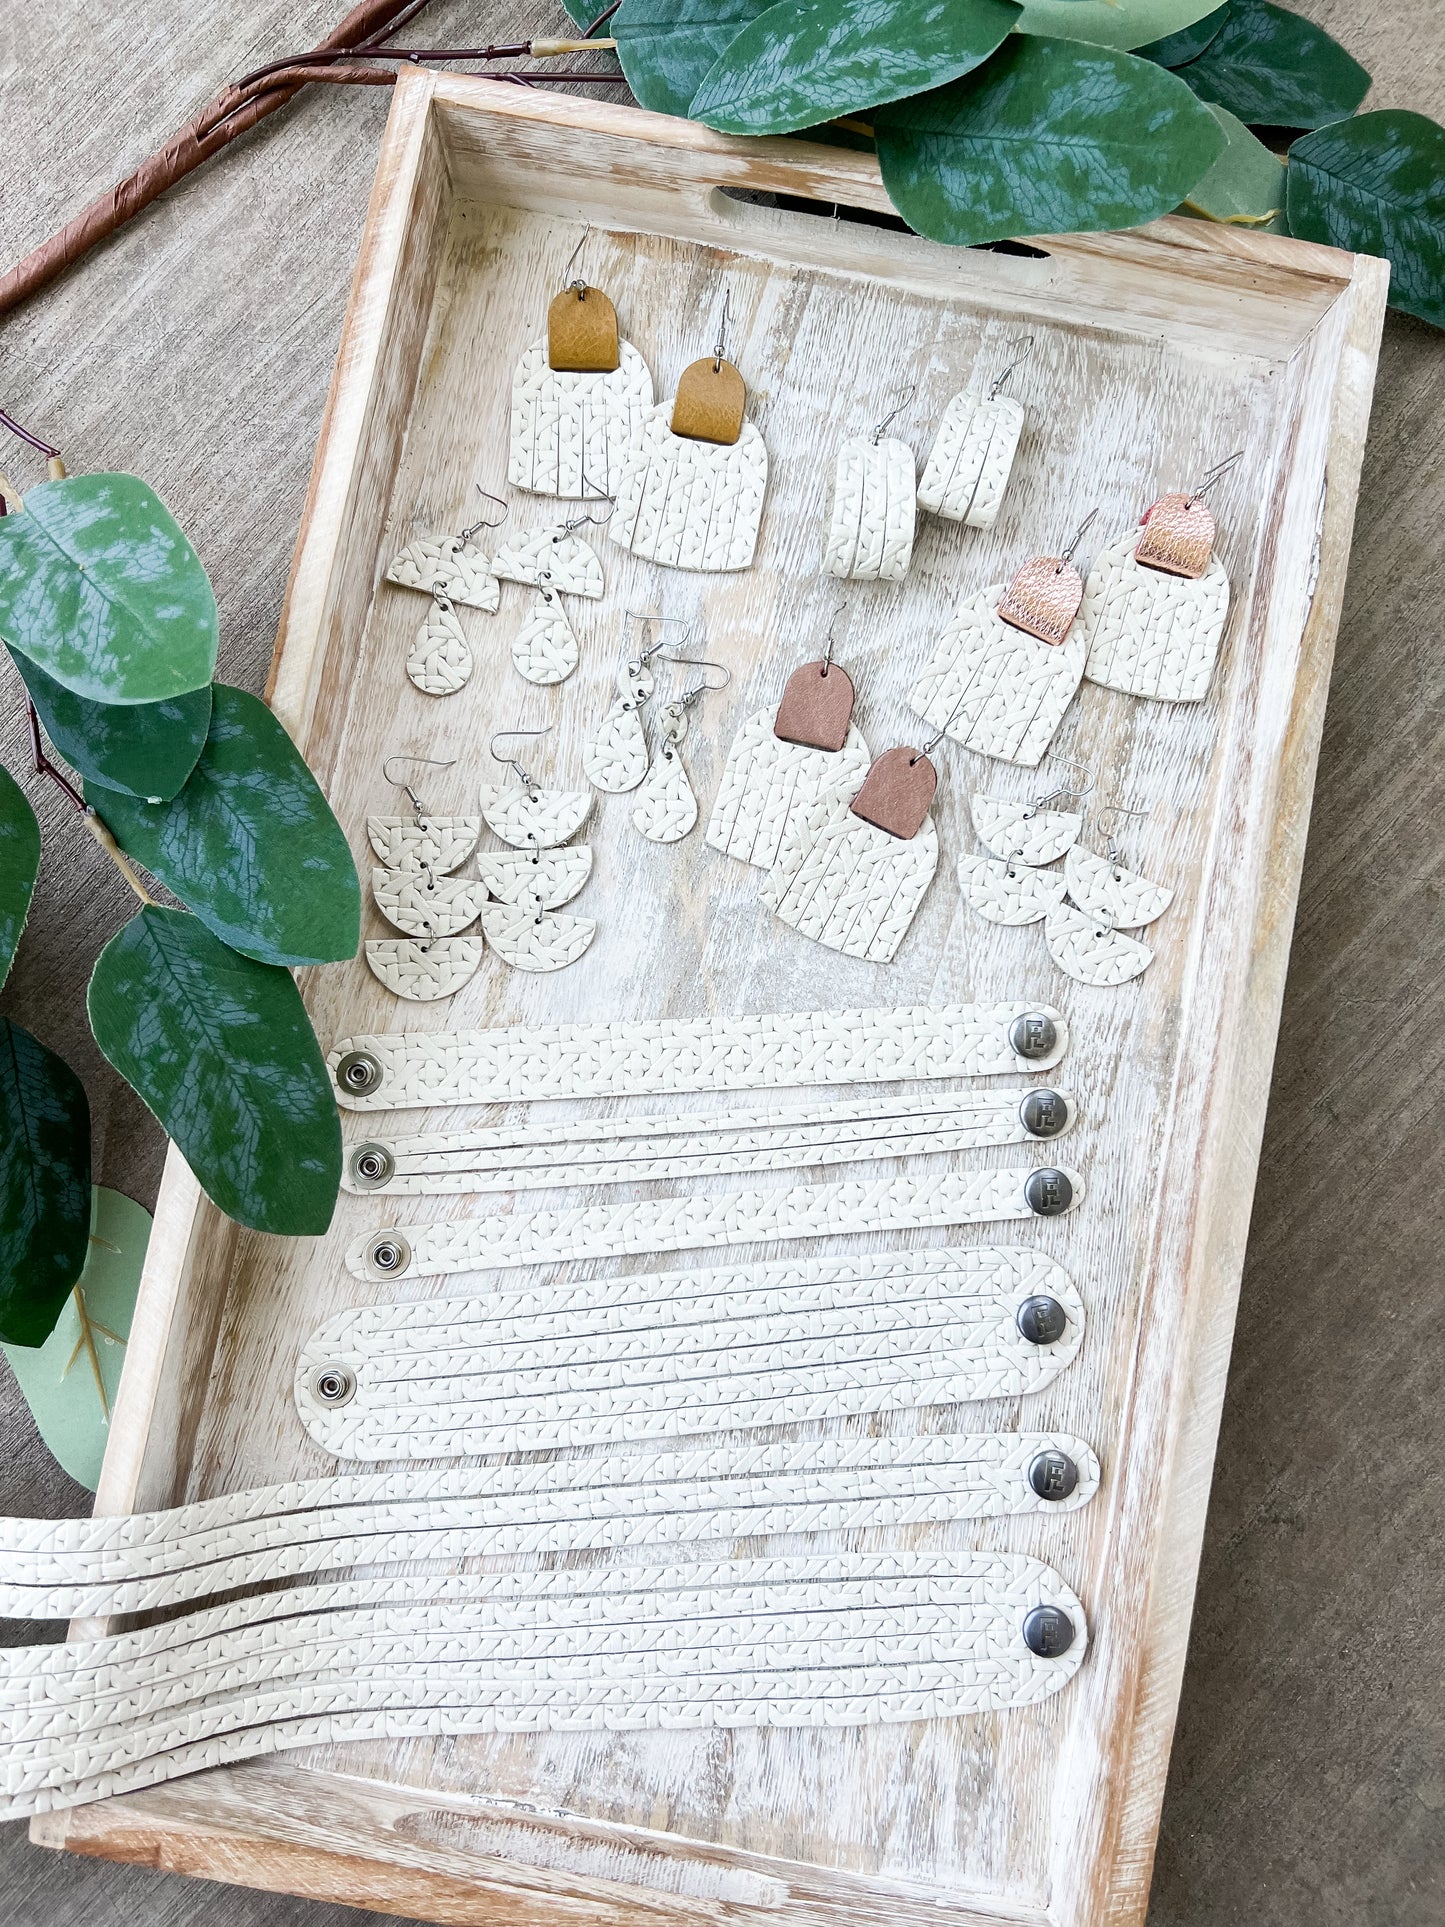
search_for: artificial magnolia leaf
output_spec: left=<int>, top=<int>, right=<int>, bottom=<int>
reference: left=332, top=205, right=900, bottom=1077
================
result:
left=1287, top=111, right=1445, bottom=329
left=1138, top=2, right=1230, bottom=66
left=2, top=1186, right=150, bottom=1490
left=11, top=646, right=211, bottom=803
left=1183, top=102, right=1286, bottom=224
left=613, top=0, right=773, bottom=116
left=1174, top=0, right=1369, bottom=131
left=89, top=684, right=360, bottom=968
left=1014, top=0, right=1222, bottom=53
left=875, top=37, right=1225, bottom=246
left=0, top=1018, right=91, bottom=1347
left=0, top=760, right=40, bottom=989
left=690, top=0, right=1020, bottom=137
left=0, top=473, right=217, bottom=704
left=88, top=907, right=341, bottom=1236
left=561, top=0, right=598, bottom=23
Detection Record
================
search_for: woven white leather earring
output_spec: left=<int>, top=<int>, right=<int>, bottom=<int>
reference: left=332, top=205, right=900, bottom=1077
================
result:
left=1045, top=804, right=1174, bottom=985
left=917, top=339, right=1030, bottom=530
left=388, top=488, right=505, bottom=699
left=822, top=392, right=916, bottom=581
left=632, top=660, right=730, bottom=845
left=477, top=728, right=596, bottom=970
left=706, top=614, right=871, bottom=869
left=1081, top=453, right=1238, bottom=704
left=611, top=292, right=769, bottom=573
left=511, top=565, right=580, bottom=686
left=364, top=756, right=485, bottom=1001
left=508, top=236, right=654, bottom=500
left=583, top=614, right=685, bottom=794
left=907, top=509, right=1099, bottom=768
left=957, top=764, right=1091, bottom=928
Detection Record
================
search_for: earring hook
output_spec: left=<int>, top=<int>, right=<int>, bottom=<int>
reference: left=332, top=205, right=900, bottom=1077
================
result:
left=628, top=612, right=692, bottom=664
left=713, top=289, right=732, bottom=373
left=561, top=226, right=590, bottom=294
left=460, top=484, right=507, bottom=542
left=1094, top=800, right=1148, bottom=862
left=489, top=727, right=551, bottom=796
left=663, top=654, right=731, bottom=707
left=1188, top=449, right=1244, bottom=504
left=989, top=335, right=1035, bottom=400
left=821, top=598, right=847, bottom=673
left=383, top=753, right=455, bottom=823
left=870, top=384, right=916, bottom=445
left=1032, top=758, right=1095, bottom=810
left=1057, top=506, right=1100, bottom=570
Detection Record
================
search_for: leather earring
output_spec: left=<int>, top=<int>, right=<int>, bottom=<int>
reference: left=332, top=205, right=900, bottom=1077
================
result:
left=631, top=659, right=731, bottom=845
left=1045, top=803, right=1174, bottom=986
left=917, top=337, right=1030, bottom=530
left=822, top=390, right=916, bottom=581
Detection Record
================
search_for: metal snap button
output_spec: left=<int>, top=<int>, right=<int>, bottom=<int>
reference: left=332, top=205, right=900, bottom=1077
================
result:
left=310, top=1365, right=356, bottom=1407
left=1024, top=1167, right=1073, bottom=1216
left=336, top=1050, right=383, bottom=1096
left=1016, top=1295, right=1068, bottom=1345
left=366, top=1232, right=411, bottom=1276
left=1022, top=1604, right=1075, bottom=1659
left=1008, top=1011, right=1058, bottom=1060
left=1019, top=1088, right=1069, bottom=1138
left=349, top=1143, right=395, bottom=1190
left=1028, top=1450, right=1079, bottom=1502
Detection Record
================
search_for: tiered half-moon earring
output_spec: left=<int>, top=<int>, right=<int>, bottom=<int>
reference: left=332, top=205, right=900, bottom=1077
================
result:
left=917, top=337, right=1031, bottom=531
left=907, top=507, right=1099, bottom=768
left=583, top=613, right=686, bottom=793
left=631, top=659, right=731, bottom=845
left=611, top=290, right=769, bottom=573
left=822, top=390, right=916, bottom=581
left=706, top=606, right=872, bottom=870
left=1045, top=803, right=1174, bottom=986
left=508, top=231, right=655, bottom=500
left=364, top=756, right=486, bottom=1001
left=387, top=488, right=506, bottom=698
left=1080, top=451, right=1239, bottom=704
left=957, top=762, right=1092, bottom=927
left=477, top=729, right=597, bottom=971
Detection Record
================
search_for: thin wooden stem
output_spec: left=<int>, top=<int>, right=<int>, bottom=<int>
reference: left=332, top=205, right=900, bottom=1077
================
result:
left=83, top=812, right=158, bottom=907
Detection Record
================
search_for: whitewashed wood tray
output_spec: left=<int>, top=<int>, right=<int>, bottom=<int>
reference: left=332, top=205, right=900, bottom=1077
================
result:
left=33, top=72, right=1387, bottom=1927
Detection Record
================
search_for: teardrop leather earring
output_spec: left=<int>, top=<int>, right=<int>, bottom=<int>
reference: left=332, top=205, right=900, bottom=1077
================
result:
left=706, top=607, right=872, bottom=869
left=631, top=659, right=731, bottom=845
left=388, top=488, right=505, bottom=698
left=822, top=390, right=916, bottom=582
left=511, top=563, right=580, bottom=686
left=584, top=613, right=684, bottom=794
left=917, top=337, right=1031, bottom=530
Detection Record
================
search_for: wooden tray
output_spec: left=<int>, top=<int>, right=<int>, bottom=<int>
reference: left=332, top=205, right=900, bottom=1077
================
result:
left=33, top=72, right=1387, bottom=1927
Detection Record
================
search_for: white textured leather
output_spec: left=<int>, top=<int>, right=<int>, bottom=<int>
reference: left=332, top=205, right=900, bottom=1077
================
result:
left=477, top=785, right=592, bottom=850
left=510, top=584, right=579, bottom=685
left=822, top=435, right=916, bottom=580
left=405, top=599, right=474, bottom=697
left=340, top=1086, right=1075, bottom=1194
left=0, top=1553, right=1087, bottom=1817
left=507, top=338, right=653, bottom=499
left=630, top=728, right=697, bottom=843
left=610, top=407, right=768, bottom=572
left=364, top=940, right=485, bottom=1002
left=706, top=708, right=872, bottom=870
left=970, top=795, right=1081, bottom=866
left=957, top=854, right=1067, bottom=927
left=765, top=791, right=939, bottom=963
left=1045, top=902, right=1153, bottom=986
left=584, top=659, right=653, bottom=792
left=2, top=1433, right=1095, bottom=1614
left=474, top=846, right=591, bottom=910
left=347, top=1164, right=1084, bottom=1281
left=908, top=583, right=1085, bottom=768
left=371, top=868, right=486, bottom=939
left=916, top=392, right=1024, bottom=528
left=328, top=1001, right=1069, bottom=1110
left=493, top=528, right=604, bottom=598
left=1064, top=846, right=1174, bottom=928
left=1081, top=529, right=1230, bottom=702
left=386, top=535, right=499, bottom=612
left=366, top=817, right=480, bottom=874
left=477, top=903, right=597, bottom=973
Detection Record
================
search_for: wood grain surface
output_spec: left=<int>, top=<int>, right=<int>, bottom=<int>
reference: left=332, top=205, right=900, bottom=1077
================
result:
left=0, top=5, right=1439, bottom=1925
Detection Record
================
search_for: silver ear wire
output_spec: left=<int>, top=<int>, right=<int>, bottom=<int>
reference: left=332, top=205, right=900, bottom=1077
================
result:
left=561, top=226, right=591, bottom=293
left=1188, top=449, right=1244, bottom=504
left=489, top=727, right=552, bottom=797
left=627, top=612, right=693, bottom=668
left=713, top=288, right=733, bottom=372
left=382, top=753, right=455, bottom=822
left=1057, top=506, right=1100, bottom=569
left=663, top=654, right=730, bottom=709
left=459, top=485, right=507, bottom=541
left=821, top=599, right=847, bottom=673
left=988, top=336, right=1035, bottom=400
left=870, top=384, right=916, bottom=445
left=1032, top=758, right=1095, bottom=811
left=1094, top=801, right=1148, bottom=864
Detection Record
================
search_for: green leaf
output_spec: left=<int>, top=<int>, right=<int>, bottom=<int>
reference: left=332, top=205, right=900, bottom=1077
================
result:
left=1014, top=0, right=1223, bottom=53
left=690, top=0, right=1020, bottom=137
left=0, top=1018, right=91, bottom=1346
left=89, top=684, right=360, bottom=968
left=1287, top=110, right=1445, bottom=328
left=561, top=0, right=599, bottom=24
left=0, top=473, right=217, bottom=705
left=1138, top=2, right=1230, bottom=66
left=11, top=646, right=211, bottom=803
left=88, top=907, right=341, bottom=1236
left=874, top=37, right=1226, bottom=245
left=1183, top=102, right=1286, bottom=224
left=2, top=1186, right=150, bottom=1490
left=1174, top=0, right=1369, bottom=130
left=613, top=0, right=773, bottom=116
left=0, top=761, right=40, bottom=989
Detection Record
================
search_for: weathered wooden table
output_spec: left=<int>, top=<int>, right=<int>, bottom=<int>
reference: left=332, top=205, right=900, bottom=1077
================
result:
left=1, top=4, right=1441, bottom=1922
